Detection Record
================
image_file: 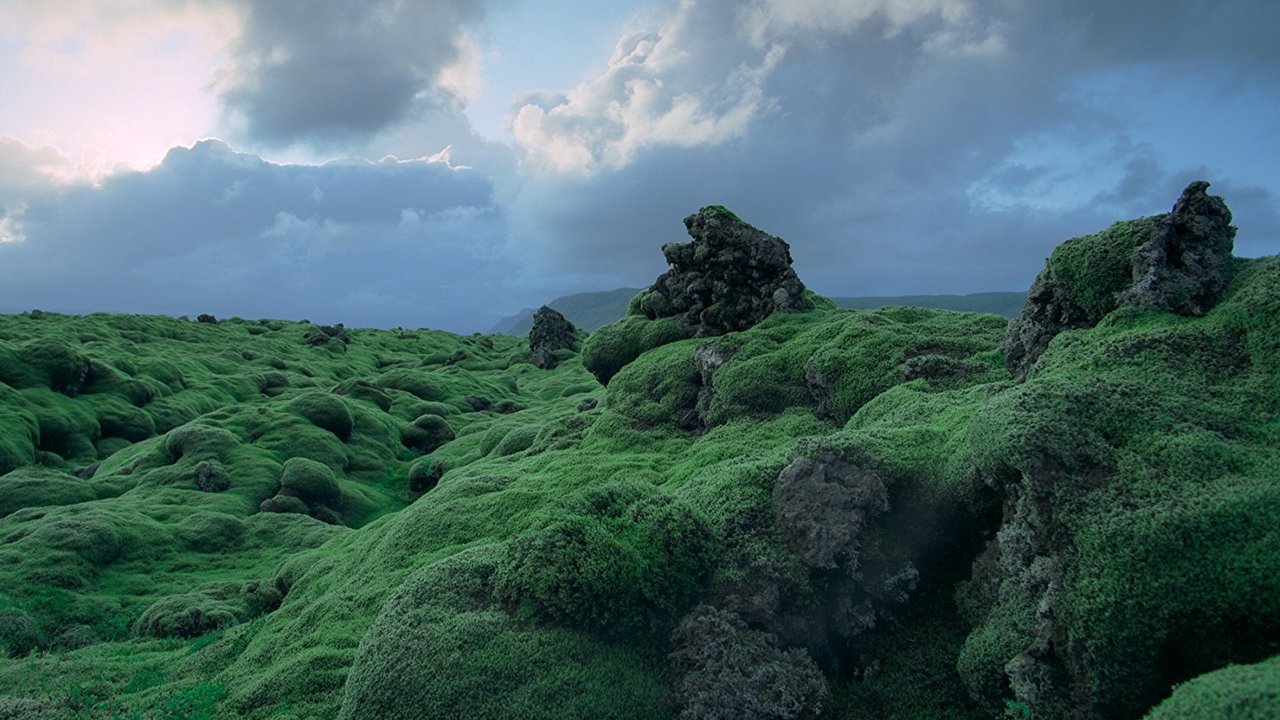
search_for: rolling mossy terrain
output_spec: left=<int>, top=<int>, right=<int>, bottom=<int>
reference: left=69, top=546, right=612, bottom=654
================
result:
left=1, top=189, right=1278, bottom=719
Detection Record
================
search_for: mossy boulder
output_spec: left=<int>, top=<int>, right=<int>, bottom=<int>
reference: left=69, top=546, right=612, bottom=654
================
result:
left=133, top=588, right=243, bottom=639
left=407, top=457, right=443, bottom=492
left=582, top=315, right=693, bottom=385
left=16, top=338, right=90, bottom=394
left=176, top=511, right=247, bottom=552
left=333, top=378, right=393, bottom=411
left=0, top=609, right=41, bottom=658
left=377, top=368, right=446, bottom=402
left=164, top=423, right=242, bottom=463
left=278, top=457, right=342, bottom=506
left=340, top=546, right=670, bottom=720
left=1145, top=654, right=1280, bottom=719
left=259, top=494, right=311, bottom=515
left=493, top=482, right=717, bottom=639
left=401, top=414, right=455, bottom=454
left=289, top=391, right=355, bottom=440
left=1005, top=182, right=1237, bottom=378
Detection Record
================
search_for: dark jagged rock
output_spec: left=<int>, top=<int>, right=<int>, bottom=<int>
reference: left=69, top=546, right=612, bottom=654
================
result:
left=196, top=314, right=219, bottom=325
left=1004, top=181, right=1236, bottom=379
left=1119, top=180, right=1236, bottom=315
left=637, top=206, right=810, bottom=336
left=1003, top=271, right=1098, bottom=380
left=774, top=452, right=889, bottom=570
left=528, top=306, right=577, bottom=369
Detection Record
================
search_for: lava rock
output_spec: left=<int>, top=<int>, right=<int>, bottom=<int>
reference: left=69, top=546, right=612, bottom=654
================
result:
left=638, top=206, right=810, bottom=336
left=1119, top=180, right=1236, bottom=315
left=773, top=452, right=889, bottom=570
left=528, top=306, right=578, bottom=369
left=1004, top=181, right=1236, bottom=379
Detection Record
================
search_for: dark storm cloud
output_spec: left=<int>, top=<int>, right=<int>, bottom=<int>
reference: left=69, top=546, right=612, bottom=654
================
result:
left=505, top=0, right=1280, bottom=299
left=219, top=0, right=490, bottom=146
left=0, top=139, right=515, bottom=332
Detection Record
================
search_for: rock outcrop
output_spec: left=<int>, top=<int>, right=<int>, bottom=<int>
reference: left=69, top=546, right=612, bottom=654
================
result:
left=1005, top=181, right=1236, bottom=379
left=1119, top=180, right=1236, bottom=315
left=773, top=452, right=888, bottom=570
left=635, top=206, right=810, bottom=336
left=528, top=305, right=578, bottom=369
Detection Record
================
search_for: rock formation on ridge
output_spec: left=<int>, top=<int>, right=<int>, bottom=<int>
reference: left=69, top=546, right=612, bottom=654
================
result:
left=1004, top=181, right=1236, bottom=379
left=529, top=305, right=578, bottom=369
left=635, top=206, right=810, bottom=336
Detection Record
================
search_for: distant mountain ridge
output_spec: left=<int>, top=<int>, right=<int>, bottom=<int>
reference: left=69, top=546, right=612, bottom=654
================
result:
left=491, top=288, right=1024, bottom=336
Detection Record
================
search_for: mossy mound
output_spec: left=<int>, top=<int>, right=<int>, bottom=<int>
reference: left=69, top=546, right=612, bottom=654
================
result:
left=1145, top=654, right=1280, bottom=719
left=0, top=466, right=96, bottom=519
left=288, top=391, right=354, bottom=440
left=400, top=414, right=455, bottom=454
left=278, top=457, right=342, bottom=507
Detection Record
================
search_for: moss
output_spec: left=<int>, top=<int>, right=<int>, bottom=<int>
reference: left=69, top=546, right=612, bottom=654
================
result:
left=0, top=467, right=97, bottom=519
left=376, top=368, right=446, bottom=402
left=90, top=394, right=157, bottom=442
left=0, top=399, right=39, bottom=475
left=288, top=391, right=355, bottom=440
left=0, top=608, right=41, bottom=658
left=339, top=545, right=670, bottom=720
left=176, top=512, right=247, bottom=553
left=333, top=378, right=393, bottom=411
left=134, top=588, right=244, bottom=639
left=491, top=424, right=540, bottom=457
left=1045, top=217, right=1156, bottom=320
left=606, top=339, right=701, bottom=427
left=278, top=457, right=342, bottom=507
left=705, top=204, right=743, bottom=222
left=407, top=457, right=443, bottom=493
left=1145, top=654, right=1280, bottom=719
left=401, top=414, right=455, bottom=454
left=259, top=494, right=311, bottom=515
left=581, top=315, right=693, bottom=385
left=493, top=480, right=717, bottom=640
left=164, top=423, right=242, bottom=463
left=16, top=337, right=89, bottom=393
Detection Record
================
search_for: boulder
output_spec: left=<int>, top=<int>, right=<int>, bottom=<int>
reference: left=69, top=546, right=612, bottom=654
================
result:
left=528, top=306, right=578, bottom=369
left=773, top=452, right=889, bottom=570
left=1119, top=180, right=1236, bottom=315
left=637, top=206, right=810, bottom=336
left=1004, top=181, right=1236, bottom=379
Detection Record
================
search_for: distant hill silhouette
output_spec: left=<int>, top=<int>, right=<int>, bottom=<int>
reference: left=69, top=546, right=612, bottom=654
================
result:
left=491, top=289, right=1023, bottom=335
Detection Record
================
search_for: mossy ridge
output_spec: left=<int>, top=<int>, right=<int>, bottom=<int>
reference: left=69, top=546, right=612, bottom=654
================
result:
left=2, top=253, right=1279, bottom=718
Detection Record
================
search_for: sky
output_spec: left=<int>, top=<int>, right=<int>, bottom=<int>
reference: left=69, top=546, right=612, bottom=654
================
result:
left=1, top=0, right=1277, bottom=333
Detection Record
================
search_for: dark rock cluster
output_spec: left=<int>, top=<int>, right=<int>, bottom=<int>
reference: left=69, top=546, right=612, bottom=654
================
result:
left=636, top=206, right=810, bottom=336
left=1005, top=181, right=1236, bottom=379
left=528, top=305, right=578, bottom=369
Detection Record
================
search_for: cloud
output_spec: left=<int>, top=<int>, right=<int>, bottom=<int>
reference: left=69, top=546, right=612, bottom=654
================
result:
left=218, top=0, right=492, bottom=147
left=503, top=0, right=1280, bottom=299
left=0, top=140, right=521, bottom=331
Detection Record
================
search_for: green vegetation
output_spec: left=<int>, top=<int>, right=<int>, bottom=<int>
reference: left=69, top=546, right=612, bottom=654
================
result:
left=1, top=224, right=1278, bottom=718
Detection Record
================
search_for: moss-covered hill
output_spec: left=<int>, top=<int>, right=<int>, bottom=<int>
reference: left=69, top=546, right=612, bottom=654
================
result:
left=1, top=193, right=1278, bottom=719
